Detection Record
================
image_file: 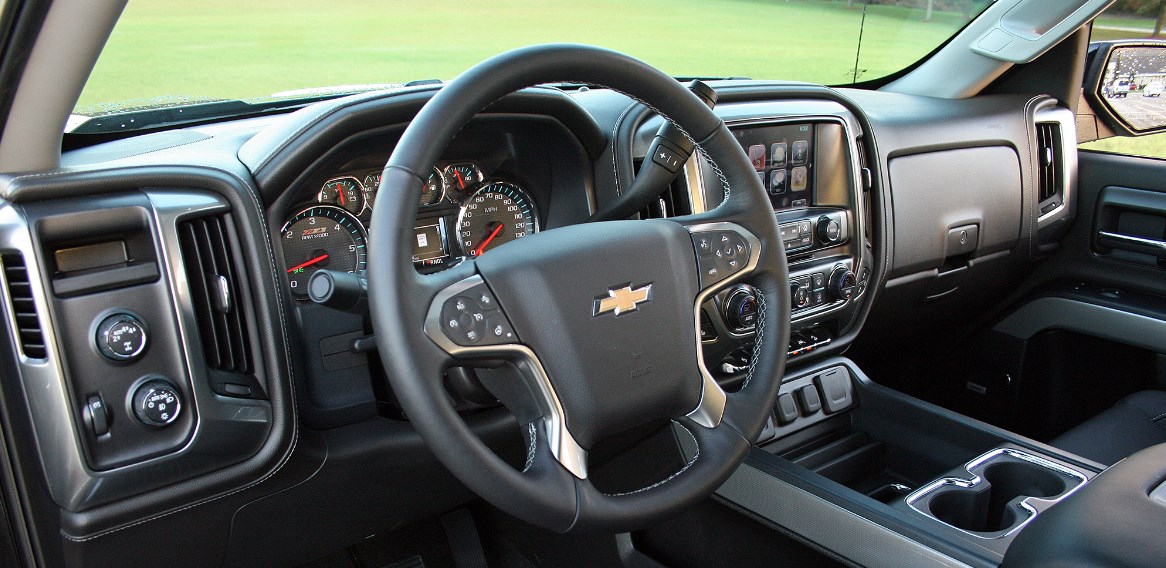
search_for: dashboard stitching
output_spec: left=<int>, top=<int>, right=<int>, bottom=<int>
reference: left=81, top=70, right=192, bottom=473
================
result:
left=61, top=170, right=302, bottom=543
left=522, top=422, right=537, bottom=472
left=604, top=421, right=699, bottom=497
left=740, top=291, right=765, bottom=390
left=611, top=101, right=638, bottom=197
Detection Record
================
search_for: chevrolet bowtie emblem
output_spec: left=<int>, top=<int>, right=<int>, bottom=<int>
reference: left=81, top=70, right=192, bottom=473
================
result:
left=593, top=283, right=653, bottom=317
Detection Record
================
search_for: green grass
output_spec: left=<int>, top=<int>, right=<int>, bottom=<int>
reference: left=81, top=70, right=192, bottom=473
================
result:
left=77, top=0, right=973, bottom=113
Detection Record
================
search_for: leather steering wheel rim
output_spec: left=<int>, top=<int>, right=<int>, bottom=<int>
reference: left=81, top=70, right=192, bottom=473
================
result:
left=369, top=44, right=790, bottom=532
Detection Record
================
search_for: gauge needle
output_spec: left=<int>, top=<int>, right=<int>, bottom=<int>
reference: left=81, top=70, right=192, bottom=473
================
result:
left=287, top=253, right=329, bottom=273
left=453, top=170, right=465, bottom=189
left=338, top=190, right=346, bottom=206
left=473, top=223, right=504, bottom=256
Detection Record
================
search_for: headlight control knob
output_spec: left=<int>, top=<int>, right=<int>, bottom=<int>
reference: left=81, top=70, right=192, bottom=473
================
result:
left=132, top=378, right=182, bottom=427
left=96, top=313, right=147, bottom=362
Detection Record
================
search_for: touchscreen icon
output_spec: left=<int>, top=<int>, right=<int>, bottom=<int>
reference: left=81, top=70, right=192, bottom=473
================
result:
left=791, top=166, right=808, bottom=192
left=769, top=169, right=787, bottom=195
left=791, top=140, right=809, bottom=165
left=771, top=143, right=787, bottom=168
left=748, top=145, right=766, bottom=171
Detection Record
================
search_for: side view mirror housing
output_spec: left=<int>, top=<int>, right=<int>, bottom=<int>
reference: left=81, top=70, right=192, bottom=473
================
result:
left=1084, top=40, right=1166, bottom=137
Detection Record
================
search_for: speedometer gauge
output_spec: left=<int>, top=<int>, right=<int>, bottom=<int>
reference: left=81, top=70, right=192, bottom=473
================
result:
left=280, top=205, right=368, bottom=298
left=457, top=182, right=538, bottom=257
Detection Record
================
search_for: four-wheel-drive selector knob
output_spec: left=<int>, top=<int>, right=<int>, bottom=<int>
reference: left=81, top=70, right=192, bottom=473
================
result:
left=96, top=313, right=147, bottom=362
left=829, top=266, right=858, bottom=301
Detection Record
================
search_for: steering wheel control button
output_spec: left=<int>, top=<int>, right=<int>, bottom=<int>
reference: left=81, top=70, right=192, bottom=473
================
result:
left=132, top=379, right=182, bottom=427
left=440, top=282, right=517, bottom=347
left=95, top=313, right=147, bottom=361
left=693, top=230, right=752, bottom=289
left=83, top=395, right=110, bottom=437
left=797, top=384, right=822, bottom=415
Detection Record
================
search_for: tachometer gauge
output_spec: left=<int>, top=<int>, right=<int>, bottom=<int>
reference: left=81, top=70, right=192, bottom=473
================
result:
left=443, top=163, right=483, bottom=196
left=362, top=171, right=381, bottom=210
left=280, top=205, right=368, bottom=298
left=420, top=167, right=446, bottom=206
left=318, top=177, right=366, bottom=215
left=457, top=182, right=538, bottom=257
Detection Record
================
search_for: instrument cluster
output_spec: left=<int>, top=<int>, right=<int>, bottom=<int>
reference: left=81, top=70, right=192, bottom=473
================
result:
left=280, top=161, right=539, bottom=298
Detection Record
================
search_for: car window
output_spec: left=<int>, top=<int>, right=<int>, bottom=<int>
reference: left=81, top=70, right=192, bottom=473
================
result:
left=1080, top=2, right=1166, bottom=159
left=73, top=0, right=991, bottom=129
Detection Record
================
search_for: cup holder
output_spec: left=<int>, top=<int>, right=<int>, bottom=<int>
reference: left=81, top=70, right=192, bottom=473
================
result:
left=908, top=449, right=1087, bottom=538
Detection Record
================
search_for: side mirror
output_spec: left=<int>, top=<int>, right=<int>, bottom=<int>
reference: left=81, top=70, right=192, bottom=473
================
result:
left=1085, top=40, right=1166, bottom=136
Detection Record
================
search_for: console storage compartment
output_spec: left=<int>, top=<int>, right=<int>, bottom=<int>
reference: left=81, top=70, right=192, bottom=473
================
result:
left=716, top=357, right=1102, bottom=568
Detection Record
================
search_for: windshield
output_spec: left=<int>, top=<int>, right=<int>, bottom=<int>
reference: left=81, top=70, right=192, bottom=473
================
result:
left=75, top=0, right=990, bottom=125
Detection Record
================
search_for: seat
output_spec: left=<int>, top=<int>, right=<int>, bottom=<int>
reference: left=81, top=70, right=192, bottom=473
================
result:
left=1051, top=390, right=1166, bottom=466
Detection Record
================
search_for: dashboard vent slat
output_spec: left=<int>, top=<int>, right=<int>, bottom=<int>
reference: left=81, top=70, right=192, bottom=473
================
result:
left=2, top=254, right=47, bottom=359
left=1036, top=122, right=1062, bottom=205
left=178, top=215, right=252, bottom=374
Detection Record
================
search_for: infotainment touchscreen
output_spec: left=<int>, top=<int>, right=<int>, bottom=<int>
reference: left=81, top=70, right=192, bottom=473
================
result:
left=732, top=123, right=814, bottom=210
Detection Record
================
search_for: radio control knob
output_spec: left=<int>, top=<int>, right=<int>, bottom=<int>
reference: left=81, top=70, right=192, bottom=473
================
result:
left=817, top=215, right=842, bottom=245
left=829, top=267, right=857, bottom=301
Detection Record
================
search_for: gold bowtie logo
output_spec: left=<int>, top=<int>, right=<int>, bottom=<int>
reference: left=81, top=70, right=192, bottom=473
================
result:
left=593, top=283, right=653, bottom=317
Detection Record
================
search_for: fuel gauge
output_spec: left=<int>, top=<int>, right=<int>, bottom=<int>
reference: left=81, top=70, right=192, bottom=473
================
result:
left=318, top=177, right=366, bottom=215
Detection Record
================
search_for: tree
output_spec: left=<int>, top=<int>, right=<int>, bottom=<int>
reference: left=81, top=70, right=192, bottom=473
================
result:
left=1114, top=0, right=1166, bottom=38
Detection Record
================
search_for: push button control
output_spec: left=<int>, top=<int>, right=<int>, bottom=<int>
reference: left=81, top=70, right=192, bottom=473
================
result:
left=693, top=229, right=752, bottom=289
left=441, top=282, right=517, bottom=346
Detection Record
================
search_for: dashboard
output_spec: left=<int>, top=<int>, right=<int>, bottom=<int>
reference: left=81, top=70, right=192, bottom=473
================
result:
left=0, top=75, right=1065, bottom=567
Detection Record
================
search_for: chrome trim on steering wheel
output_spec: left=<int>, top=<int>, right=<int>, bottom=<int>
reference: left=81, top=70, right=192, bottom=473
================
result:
left=685, top=222, right=764, bottom=428
left=423, top=275, right=588, bottom=479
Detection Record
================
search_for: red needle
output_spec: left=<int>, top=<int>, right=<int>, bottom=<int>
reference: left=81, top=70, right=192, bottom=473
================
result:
left=338, top=189, right=346, bottom=205
left=453, top=169, right=465, bottom=189
left=287, top=253, right=329, bottom=273
left=473, top=224, right=504, bottom=256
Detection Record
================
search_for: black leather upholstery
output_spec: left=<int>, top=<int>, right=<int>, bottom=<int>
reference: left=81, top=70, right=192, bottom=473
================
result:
left=1051, top=390, right=1166, bottom=466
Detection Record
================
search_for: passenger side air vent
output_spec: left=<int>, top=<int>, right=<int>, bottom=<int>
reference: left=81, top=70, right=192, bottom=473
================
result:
left=2, top=254, right=46, bottom=359
left=1036, top=122, right=1063, bottom=209
left=634, top=159, right=694, bottom=219
left=177, top=215, right=253, bottom=374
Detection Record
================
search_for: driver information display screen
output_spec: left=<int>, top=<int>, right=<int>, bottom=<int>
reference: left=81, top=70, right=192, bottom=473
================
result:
left=732, top=123, right=815, bottom=210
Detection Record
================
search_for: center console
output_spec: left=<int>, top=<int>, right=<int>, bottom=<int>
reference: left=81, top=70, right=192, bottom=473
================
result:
left=707, top=357, right=1101, bottom=568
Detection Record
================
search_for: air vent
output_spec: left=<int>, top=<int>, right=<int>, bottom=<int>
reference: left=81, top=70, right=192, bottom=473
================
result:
left=2, top=254, right=46, bottom=359
left=1036, top=122, right=1063, bottom=207
left=178, top=215, right=252, bottom=374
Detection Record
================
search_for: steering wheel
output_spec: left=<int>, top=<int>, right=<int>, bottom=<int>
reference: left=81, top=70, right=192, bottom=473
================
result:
left=369, top=44, right=790, bottom=533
